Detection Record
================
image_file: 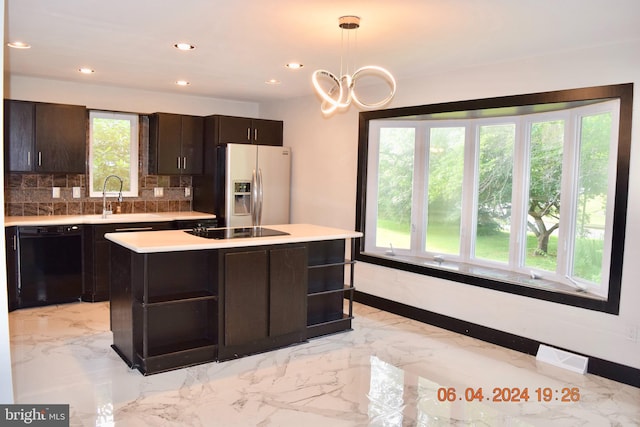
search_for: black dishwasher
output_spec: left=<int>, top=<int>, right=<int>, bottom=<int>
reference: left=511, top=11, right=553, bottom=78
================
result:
left=17, top=225, right=83, bottom=308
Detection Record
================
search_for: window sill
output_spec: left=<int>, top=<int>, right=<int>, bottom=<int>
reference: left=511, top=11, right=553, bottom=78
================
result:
left=357, top=251, right=614, bottom=312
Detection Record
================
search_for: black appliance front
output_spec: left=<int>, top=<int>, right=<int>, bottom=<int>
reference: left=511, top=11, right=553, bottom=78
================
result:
left=18, top=225, right=83, bottom=308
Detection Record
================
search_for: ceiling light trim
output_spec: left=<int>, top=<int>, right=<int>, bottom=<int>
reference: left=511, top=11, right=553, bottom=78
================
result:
left=174, top=43, right=196, bottom=51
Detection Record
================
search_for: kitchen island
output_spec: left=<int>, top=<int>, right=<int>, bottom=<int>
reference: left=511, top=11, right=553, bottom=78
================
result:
left=106, top=224, right=362, bottom=375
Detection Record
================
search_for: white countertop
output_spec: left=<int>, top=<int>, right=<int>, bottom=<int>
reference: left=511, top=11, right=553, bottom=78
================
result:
left=4, top=211, right=216, bottom=227
left=105, top=224, right=363, bottom=253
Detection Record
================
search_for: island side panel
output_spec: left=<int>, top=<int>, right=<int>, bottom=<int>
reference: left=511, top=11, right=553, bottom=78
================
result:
left=110, top=243, right=142, bottom=368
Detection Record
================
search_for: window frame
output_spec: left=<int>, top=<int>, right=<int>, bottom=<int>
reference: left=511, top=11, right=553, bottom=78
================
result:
left=88, top=110, right=139, bottom=198
left=355, top=84, right=633, bottom=314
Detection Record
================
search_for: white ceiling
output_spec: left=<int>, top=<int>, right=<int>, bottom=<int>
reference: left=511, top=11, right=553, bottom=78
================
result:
left=5, top=0, right=640, bottom=103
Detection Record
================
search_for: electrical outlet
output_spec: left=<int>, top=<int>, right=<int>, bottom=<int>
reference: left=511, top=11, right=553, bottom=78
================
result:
left=154, top=187, right=164, bottom=197
left=625, top=324, right=638, bottom=342
left=72, top=187, right=81, bottom=198
left=52, top=187, right=60, bottom=198
left=184, top=187, right=191, bottom=197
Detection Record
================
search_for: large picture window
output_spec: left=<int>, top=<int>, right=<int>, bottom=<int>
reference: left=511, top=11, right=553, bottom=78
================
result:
left=356, top=84, right=633, bottom=313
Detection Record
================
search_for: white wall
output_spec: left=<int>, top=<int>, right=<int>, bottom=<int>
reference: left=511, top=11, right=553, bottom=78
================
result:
left=6, top=75, right=260, bottom=117
left=261, top=39, right=640, bottom=370
left=265, top=94, right=360, bottom=230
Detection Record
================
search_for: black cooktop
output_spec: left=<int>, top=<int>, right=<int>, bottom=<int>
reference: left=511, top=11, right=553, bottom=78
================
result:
left=185, top=226, right=289, bottom=240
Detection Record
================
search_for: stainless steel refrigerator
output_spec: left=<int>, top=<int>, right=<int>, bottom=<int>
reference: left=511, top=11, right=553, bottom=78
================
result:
left=219, top=143, right=291, bottom=227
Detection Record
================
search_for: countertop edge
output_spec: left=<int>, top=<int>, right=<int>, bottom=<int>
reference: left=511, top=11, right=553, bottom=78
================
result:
left=4, top=212, right=216, bottom=227
left=105, top=224, right=363, bottom=253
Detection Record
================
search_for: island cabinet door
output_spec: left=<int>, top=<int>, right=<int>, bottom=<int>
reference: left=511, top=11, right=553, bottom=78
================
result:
left=223, top=249, right=269, bottom=347
left=219, top=244, right=308, bottom=360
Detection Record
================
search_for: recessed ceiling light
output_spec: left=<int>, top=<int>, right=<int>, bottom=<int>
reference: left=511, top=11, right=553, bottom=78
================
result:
left=174, top=43, right=195, bottom=51
left=286, top=63, right=303, bottom=69
left=79, top=67, right=95, bottom=74
left=176, top=80, right=190, bottom=86
left=265, top=79, right=281, bottom=85
left=7, top=41, right=31, bottom=49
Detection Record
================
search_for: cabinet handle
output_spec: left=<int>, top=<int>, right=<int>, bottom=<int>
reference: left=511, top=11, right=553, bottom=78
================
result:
left=38, top=151, right=42, bottom=166
left=177, top=157, right=181, bottom=170
left=254, top=128, right=258, bottom=141
left=12, top=235, right=17, bottom=251
left=247, top=128, right=251, bottom=141
left=183, top=156, right=187, bottom=170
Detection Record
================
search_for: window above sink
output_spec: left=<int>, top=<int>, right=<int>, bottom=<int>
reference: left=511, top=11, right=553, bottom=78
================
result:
left=89, top=110, right=139, bottom=198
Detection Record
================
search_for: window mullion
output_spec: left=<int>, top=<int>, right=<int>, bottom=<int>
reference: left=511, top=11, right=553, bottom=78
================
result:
left=459, top=125, right=476, bottom=262
left=413, top=124, right=428, bottom=256
left=364, top=123, right=381, bottom=253
left=510, top=119, right=527, bottom=269
left=557, top=111, right=577, bottom=279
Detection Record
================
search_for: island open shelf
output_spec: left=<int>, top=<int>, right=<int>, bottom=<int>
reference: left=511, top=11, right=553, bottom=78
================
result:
left=306, top=240, right=356, bottom=339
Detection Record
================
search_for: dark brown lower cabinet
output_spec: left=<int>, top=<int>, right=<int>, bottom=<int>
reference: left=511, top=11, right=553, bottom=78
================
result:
left=5, top=227, right=19, bottom=312
left=222, top=249, right=269, bottom=348
left=218, top=244, right=308, bottom=361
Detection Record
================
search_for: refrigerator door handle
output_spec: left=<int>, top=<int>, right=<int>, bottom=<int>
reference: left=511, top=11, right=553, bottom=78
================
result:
left=251, top=169, right=258, bottom=226
left=257, top=168, right=264, bottom=226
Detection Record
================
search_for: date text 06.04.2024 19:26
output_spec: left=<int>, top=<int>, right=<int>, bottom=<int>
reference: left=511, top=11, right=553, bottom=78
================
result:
left=436, top=387, right=581, bottom=403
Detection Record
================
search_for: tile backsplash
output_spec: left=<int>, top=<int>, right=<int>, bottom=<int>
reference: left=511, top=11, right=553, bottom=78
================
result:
left=5, top=173, right=192, bottom=216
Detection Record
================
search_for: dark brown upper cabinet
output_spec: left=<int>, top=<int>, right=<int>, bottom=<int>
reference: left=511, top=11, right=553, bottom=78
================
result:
left=4, top=100, right=87, bottom=173
left=214, top=115, right=283, bottom=146
left=149, top=112, right=204, bottom=175
left=4, top=100, right=33, bottom=172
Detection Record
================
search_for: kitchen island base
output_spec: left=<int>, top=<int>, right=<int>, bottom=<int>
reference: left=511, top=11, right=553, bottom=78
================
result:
left=110, top=244, right=218, bottom=374
left=108, top=225, right=359, bottom=375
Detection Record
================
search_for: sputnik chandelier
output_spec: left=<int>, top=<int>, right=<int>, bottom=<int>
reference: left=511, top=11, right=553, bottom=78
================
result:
left=312, top=16, right=396, bottom=115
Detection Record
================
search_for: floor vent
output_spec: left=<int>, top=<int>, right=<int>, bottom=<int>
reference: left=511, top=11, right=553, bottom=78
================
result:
left=536, top=344, right=588, bottom=374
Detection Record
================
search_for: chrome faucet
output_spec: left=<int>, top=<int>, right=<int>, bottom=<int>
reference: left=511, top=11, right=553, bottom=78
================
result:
left=102, top=175, right=124, bottom=218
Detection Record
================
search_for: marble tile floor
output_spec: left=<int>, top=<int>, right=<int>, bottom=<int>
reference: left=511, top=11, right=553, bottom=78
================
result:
left=8, top=301, right=640, bottom=426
